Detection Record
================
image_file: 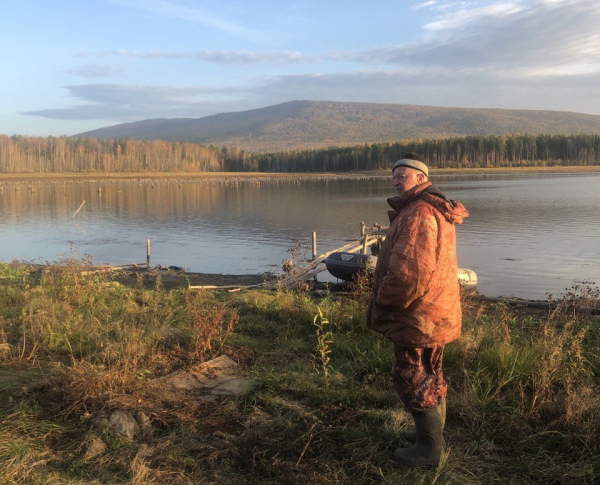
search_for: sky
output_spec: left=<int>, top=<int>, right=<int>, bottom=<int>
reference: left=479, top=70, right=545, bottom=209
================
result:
left=2, top=0, right=600, bottom=137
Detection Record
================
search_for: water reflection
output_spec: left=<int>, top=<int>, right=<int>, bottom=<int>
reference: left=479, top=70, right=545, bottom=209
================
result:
left=0, top=173, right=598, bottom=300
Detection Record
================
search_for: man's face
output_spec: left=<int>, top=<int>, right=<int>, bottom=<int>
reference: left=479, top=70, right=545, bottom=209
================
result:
left=393, top=166, right=425, bottom=195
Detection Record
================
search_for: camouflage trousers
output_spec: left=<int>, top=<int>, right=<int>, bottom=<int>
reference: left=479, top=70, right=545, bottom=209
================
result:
left=392, top=343, right=447, bottom=413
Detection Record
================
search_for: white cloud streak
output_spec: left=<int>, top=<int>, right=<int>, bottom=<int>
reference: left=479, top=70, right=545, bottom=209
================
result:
left=412, top=1, right=438, bottom=10
left=76, top=49, right=317, bottom=65
left=110, top=0, right=260, bottom=39
left=22, top=84, right=249, bottom=121
left=66, top=64, right=126, bottom=78
left=423, top=1, right=523, bottom=31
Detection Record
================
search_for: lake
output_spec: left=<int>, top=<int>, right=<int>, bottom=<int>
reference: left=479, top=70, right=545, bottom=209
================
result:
left=0, top=172, right=598, bottom=300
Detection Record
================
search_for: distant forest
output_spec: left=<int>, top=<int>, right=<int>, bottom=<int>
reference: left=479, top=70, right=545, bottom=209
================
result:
left=1, top=133, right=599, bottom=173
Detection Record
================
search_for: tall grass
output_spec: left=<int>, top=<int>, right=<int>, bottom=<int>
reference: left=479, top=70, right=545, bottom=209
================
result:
left=0, top=262, right=598, bottom=483
left=0, top=262, right=239, bottom=415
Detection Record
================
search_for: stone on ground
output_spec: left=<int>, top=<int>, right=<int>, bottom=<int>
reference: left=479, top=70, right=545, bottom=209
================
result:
left=109, top=410, right=140, bottom=439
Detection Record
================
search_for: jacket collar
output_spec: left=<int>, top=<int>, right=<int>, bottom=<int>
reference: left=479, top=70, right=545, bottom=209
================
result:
left=387, top=181, right=432, bottom=223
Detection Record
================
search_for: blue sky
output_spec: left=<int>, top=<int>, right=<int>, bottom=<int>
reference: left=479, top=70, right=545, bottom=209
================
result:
left=2, top=0, right=600, bottom=136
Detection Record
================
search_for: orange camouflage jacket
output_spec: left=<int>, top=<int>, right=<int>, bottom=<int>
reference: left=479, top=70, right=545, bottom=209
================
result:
left=366, top=181, right=469, bottom=347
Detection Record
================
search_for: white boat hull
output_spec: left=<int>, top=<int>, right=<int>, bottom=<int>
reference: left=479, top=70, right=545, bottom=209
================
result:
left=457, top=267, right=478, bottom=290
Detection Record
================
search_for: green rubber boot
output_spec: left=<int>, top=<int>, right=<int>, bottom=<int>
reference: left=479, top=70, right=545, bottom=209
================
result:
left=400, top=397, right=446, bottom=444
left=394, top=403, right=444, bottom=467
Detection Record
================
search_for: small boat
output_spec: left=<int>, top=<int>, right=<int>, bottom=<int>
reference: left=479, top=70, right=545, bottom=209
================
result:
left=324, top=252, right=377, bottom=281
left=457, top=267, right=478, bottom=290
left=325, top=252, right=477, bottom=290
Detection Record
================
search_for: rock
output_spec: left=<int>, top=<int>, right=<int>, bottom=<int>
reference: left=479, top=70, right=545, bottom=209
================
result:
left=92, top=414, right=110, bottom=433
left=135, top=410, right=153, bottom=439
left=134, top=410, right=151, bottom=427
left=84, top=438, right=107, bottom=459
left=109, top=410, right=139, bottom=439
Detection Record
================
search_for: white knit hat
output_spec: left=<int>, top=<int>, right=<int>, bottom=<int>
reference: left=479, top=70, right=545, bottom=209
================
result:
left=391, top=153, right=428, bottom=176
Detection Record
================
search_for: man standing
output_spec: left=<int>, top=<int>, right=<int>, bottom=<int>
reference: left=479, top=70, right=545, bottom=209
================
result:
left=366, top=152, right=468, bottom=467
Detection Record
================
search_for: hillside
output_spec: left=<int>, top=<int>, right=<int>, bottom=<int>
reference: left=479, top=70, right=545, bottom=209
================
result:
left=76, top=100, right=600, bottom=152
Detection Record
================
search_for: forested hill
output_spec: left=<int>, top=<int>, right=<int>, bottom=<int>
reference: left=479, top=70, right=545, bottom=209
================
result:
left=75, top=100, right=600, bottom=152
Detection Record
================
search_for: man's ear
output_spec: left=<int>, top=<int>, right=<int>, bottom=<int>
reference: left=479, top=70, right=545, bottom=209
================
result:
left=417, top=172, right=426, bottom=184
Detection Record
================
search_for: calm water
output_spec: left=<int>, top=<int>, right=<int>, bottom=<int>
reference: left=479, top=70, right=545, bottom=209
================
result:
left=0, top=173, right=598, bottom=299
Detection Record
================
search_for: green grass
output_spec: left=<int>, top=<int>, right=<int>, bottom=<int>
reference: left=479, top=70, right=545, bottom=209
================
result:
left=0, top=262, right=598, bottom=484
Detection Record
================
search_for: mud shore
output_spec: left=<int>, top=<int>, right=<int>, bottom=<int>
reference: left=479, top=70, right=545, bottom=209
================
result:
left=1, top=165, right=599, bottom=185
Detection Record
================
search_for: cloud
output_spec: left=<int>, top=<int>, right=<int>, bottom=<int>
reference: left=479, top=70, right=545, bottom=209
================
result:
left=22, top=84, right=248, bottom=121
left=66, top=64, right=125, bottom=78
left=422, top=1, right=523, bottom=31
left=22, top=61, right=600, bottom=125
left=412, top=1, right=438, bottom=10
left=84, top=1, right=600, bottom=74
left=23, top=0, right=600, bottom=123
left=110, top=0, right=260, bottom=39
left=347, top=0, right=600, bottom=74
left=76, top=49, right=316, bottom=65
left=250, top=68, right=600, bottom=114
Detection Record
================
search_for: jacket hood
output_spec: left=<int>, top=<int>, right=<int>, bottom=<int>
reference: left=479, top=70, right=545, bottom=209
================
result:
left=387, top=182, right=469, bottom=225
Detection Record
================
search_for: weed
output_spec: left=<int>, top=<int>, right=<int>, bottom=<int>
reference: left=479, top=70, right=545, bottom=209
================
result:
left=312, top=306, right=333, bottom=388
left=348, top=265, right=374, bottom=306
left=186, top=292, right=239, bottom=360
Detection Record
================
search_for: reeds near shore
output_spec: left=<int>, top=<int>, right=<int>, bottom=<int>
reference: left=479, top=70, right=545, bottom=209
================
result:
left=0, top=262, right=598, bottom=484
left=1, top=165, right=600, bottom=188
left=0, top=172, right=388, bottom=191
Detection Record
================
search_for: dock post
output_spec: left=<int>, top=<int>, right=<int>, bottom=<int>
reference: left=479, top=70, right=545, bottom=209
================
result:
left=362, top=234, right=368, bottom=254
left=360, top=221, right=365, bottom=237
left=146, top=238, right=151, bottom=269
left=312, top=232, right=317, bottom=260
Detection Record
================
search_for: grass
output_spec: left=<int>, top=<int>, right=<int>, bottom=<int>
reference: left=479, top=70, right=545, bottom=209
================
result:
left=0, top=261, right=598, bottom=484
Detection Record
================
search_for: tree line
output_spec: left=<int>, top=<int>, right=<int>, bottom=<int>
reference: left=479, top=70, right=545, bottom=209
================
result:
left=1, top=133, right=599, bottom=173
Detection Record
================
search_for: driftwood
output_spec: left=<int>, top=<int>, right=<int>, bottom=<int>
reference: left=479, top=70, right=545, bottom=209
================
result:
left=79, top=264, right=144, bottom=276
left=188, top=284, right=262, bottom=291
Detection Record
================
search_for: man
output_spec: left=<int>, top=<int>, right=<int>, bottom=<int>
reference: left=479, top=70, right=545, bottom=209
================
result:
left=366, top=152, right=468, bottom=467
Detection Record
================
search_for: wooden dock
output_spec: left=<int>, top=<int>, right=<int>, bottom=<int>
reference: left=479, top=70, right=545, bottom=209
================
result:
left=188, top=223, right=386, bottom=292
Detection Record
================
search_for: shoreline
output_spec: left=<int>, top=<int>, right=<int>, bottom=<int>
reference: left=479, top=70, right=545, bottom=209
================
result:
left=12, top=261, right=598, bottom=310
left=1, top=165, right=599, bottom=184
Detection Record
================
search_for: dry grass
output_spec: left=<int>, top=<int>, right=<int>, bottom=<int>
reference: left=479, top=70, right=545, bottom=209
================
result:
left=0, top=262, right=598, bottom=483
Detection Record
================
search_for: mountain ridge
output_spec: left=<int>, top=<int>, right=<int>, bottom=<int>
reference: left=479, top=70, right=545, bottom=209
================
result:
left=76, top=100, right=600, bottom=152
